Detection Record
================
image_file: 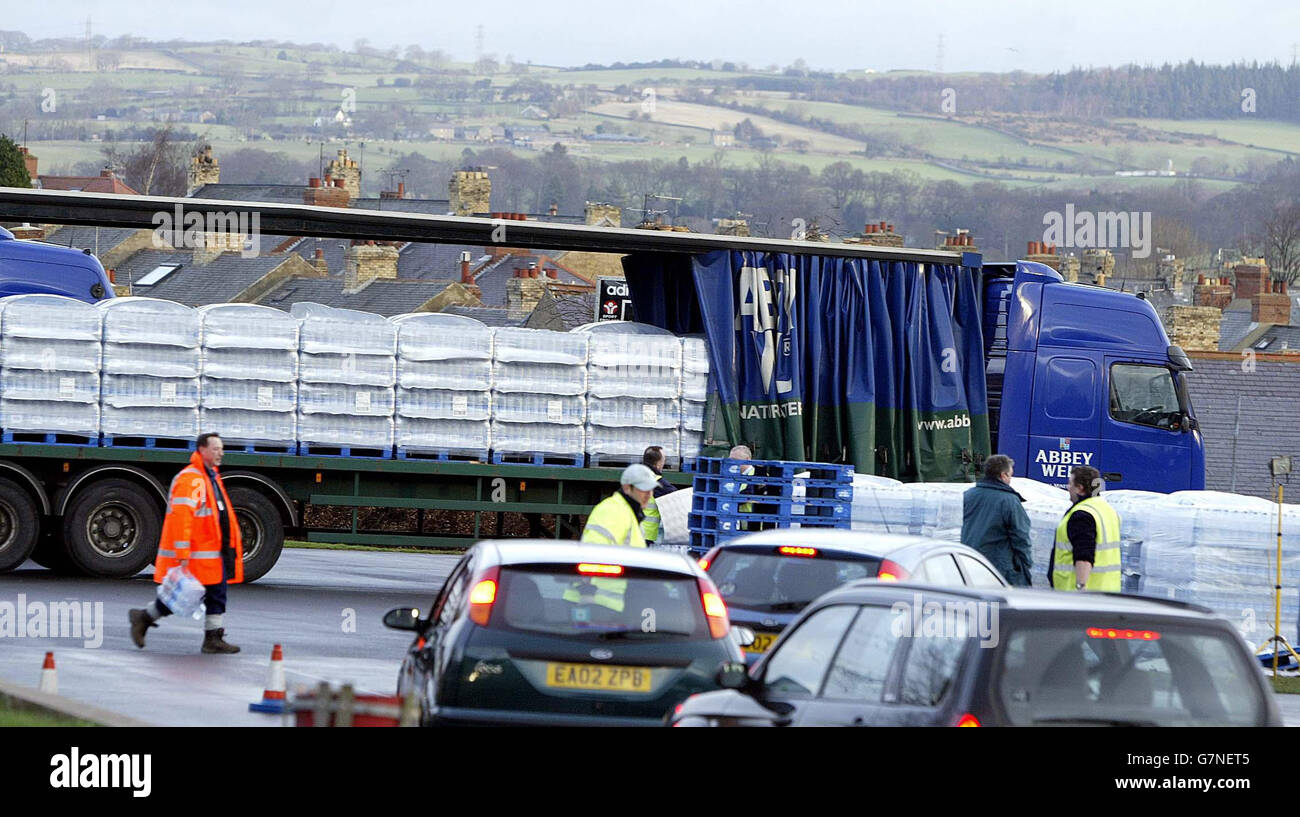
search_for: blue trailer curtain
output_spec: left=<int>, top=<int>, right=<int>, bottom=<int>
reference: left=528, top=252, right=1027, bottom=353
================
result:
left=624, top=249, right=989, bottom=481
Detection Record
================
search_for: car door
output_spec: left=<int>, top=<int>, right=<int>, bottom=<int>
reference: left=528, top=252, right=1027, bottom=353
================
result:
left=418, top=553, right=475, bottom=704
left=752, top=604, right=858, bottom=725
left=916, top=553, right=965, bottom=587
left=794, top=604, right=914, bottom=726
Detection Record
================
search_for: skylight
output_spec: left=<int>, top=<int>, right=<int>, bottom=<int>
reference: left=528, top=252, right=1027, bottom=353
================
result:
left=135, top=263, right=181, bottom=287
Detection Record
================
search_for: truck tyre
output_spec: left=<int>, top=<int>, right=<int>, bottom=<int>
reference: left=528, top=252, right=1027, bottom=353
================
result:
left=0, top=478, right=41, bottom=573
left=62, top=478, right=162, bottom=578
left=29, top=530, right=82, bottom=574
left=229, top=486, right=284, bottom=583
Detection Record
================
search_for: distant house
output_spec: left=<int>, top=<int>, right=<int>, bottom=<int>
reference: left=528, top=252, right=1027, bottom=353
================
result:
left=520, top=104, right=549, bottom=120
left=429, top=125, right=455, bottom=140
left=711, top=130, right=733, bottom=148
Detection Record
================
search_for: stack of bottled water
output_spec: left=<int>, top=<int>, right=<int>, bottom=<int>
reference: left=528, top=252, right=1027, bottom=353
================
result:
left=292, top=303, right=396, bottom=455
left=390, top=312, right=492, bottom=457
left=97, top=298, right=200, bottom=442
left=197, top=304, right=299, bottom=449
left=577, top=322, right=682, bottom=467
left=490, top=327, right=588, bottom=462
left=679, top=336, right=710, bottom=464
left=0, top=294, right=102, bottom=440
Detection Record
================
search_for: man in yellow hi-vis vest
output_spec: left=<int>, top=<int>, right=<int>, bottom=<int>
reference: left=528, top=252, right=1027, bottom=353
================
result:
left=1050, top=465, right=1122, bottom=592
left=573, top=464, right=658, bottom=611
left=639, top=446, right=678, bottom=545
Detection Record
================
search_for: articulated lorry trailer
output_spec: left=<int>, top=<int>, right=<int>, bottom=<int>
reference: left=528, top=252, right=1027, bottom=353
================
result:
left=0, top=188, right=1204, bottom=580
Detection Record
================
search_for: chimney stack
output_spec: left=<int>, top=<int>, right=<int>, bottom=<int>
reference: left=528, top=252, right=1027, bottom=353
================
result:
left=460, top=251, right=473, bottom=284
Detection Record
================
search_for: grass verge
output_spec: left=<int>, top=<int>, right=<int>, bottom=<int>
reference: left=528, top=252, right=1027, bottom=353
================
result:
left=0, top=701, right=97, bottom=727
left=1268, top=674, right=1300, bottom=694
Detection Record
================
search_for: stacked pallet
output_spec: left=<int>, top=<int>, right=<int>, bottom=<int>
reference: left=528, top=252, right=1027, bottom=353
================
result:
left=97, top=297, right=200, bottom=448
left=197, top=303, right=299, bottom=453
left=0, top=294, right=101, bottom=444
left=292, top=303, right=396, bottom=458
left=391, top=312, right=492, bottom=460
left=490, top=327, right=588, bottom=466
left=578, top=322, right=682, bottom=468
left=679, top=336, right=709, bottom=467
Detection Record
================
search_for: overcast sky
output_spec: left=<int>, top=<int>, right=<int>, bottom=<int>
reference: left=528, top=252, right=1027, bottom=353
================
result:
left=27, top=0, right=1300, bottom=73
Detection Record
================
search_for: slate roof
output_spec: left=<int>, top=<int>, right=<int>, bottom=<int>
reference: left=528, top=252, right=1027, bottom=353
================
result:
left=1232, top=324, right=1300, bottom=353
left=1219, top=308, right=1255, bottom=351
left=189, top=183, right=305, bottom=204
left=258, top=275, right=458, bottom=316
left=114, top=249, right=291, bottom=305
left=40, top=225, right=140, bottom=254
left=472, top=253, right=591, bottom=307
left=1184, top=354, right=1300, bottom=500
left=442, top=305, right=525, bottom=327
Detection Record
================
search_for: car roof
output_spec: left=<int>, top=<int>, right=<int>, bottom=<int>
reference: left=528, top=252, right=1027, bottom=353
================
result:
left=479, top=540, right=699, bottom=574
left=716, top=528, right=959, bottom=557
left=827, top=581, right=1219, bottom=620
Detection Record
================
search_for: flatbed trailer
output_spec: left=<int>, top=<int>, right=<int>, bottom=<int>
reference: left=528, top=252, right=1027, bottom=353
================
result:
left=0, top=442, right=692, bottom=580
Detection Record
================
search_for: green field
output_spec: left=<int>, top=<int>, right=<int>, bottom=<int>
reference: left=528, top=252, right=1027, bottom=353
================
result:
left=1114, top=117, right=1300, bottom=156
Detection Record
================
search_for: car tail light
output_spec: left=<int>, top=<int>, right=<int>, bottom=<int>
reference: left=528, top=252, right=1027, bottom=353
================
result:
left=1087, top=627, right=1160, bottom=641
left=778, top=546, right=818, bottom=557
left=577, top=563, right=624, bottom=575
left=698, top=546, right=721, bottom=571
left=697, top=575, right=730, bottom=639
left=467, top=566, right=500, bottom=626
left=877, top=559, right=909, bottom=582
left=955, top=713, right=981, bottom=727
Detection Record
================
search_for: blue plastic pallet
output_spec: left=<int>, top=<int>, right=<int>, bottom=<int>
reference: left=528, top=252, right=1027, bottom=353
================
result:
left=692, top=476, right=853, bottom=501
left=298, top=442, right=393, bottom=459
left=221, top=440, right=297, bottom=455
left=1, top=431, right=97, bottom=447
left=396, top=447, right=489, bottom=463
left=694, top=457, right=854, bottom=482
left=689, top=511, right=847, bottom=536
left=102, top=435, right=195, bottom=451
left=490, top=451, right=585, bottom=468
left=691, top=493, right=850, bottom=519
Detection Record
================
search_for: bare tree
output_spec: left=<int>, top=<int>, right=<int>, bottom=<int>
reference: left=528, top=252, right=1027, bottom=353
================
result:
left=1260, top=204, right=1300, bottom=285
left=103, top=123, right=190, bottom=196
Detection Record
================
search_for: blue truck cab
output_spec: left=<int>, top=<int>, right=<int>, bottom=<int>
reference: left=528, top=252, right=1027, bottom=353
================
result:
left=0, top=226, right=114, bottom=303
left=985, top=260, right=1204, bottom=492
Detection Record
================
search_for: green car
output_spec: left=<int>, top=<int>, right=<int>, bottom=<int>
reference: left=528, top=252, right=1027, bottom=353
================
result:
left=383, top=539, right=749, bottom=726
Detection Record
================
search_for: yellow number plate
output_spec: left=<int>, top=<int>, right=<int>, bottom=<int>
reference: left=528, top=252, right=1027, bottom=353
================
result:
left=744, top=632, right=780, bottom=654
left=546, top=663, right=653, bottom=692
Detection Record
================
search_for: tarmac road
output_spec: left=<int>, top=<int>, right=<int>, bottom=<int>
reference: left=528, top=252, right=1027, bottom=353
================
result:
left=0, top=548, right=460, bottom=726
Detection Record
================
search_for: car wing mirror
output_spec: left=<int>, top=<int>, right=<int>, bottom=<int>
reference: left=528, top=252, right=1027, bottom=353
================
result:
left=383, top=607, right=423, bottom=631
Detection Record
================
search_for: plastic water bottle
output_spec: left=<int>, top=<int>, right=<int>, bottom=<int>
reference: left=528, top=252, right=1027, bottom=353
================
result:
left=157, top=566, right=206, bottom=618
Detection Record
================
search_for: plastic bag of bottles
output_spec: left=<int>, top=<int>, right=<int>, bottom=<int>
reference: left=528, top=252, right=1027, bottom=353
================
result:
left=156, top=566, right=206, bottom=620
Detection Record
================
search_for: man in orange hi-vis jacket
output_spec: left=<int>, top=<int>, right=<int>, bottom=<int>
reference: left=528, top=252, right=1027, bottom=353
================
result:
left=129, top=432, right=245, bottom=654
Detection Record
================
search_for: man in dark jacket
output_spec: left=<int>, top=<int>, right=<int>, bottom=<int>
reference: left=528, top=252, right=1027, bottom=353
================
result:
left=640, top=446, right=677, bottom=544
left=960, top=454, right=1033, bottom=586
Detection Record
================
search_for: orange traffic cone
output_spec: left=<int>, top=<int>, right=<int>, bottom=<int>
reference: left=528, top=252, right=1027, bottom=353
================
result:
left=39, top=652, right=57, bottom=695
left=249, top=644, right=287, bottom=713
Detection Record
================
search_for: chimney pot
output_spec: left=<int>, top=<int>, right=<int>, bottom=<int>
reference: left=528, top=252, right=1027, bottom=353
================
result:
left=397, top=182, right=405, bottom=198
left=309, top=177, right=320, bottom=188
left=315, top=248, right=323, bottom=259
left=547, top=268, right=558, bottom=279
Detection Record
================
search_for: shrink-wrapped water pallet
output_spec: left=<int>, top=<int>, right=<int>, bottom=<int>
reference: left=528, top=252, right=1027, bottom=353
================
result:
left=578, top=323, right=682, bottom=468
left=391, top=313, right=492, bottom=460
left=0, top=294, right=101, bottom=442
left=198, top=303, right=299, bottom=452
left=97, top=297, right=200, bottom=446
left=490, top=327, right=587, bottom=466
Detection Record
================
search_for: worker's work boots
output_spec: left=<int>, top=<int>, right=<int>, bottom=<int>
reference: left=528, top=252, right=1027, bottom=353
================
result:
left=128, top=609, right=156, bottom=649
left=201, top=628, right=240, bottom=655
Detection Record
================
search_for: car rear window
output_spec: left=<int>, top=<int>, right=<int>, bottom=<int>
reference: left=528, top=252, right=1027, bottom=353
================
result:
left=489, top=565, right=709, bottom=639
left=996, top=620, right=1267, bottom=726
left=709, top=549, right=880, bottom=612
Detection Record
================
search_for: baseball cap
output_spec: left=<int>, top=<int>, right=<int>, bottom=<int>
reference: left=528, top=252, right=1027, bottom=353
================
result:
left=620, top=463, right=659, bottom=491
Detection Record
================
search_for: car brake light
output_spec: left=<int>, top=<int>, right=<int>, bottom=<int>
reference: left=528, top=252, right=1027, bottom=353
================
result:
left=698, top=546, right=721, bottom=571
left=697, top=575, right=730, bottom=639
left=467, top=566, right=500, bottom=626
left=577, top=563, right=624, bottom=575
left=955, top=713, right=981, bottom=727
left=778, top=546, right=817, bottom=557
left=1087, top=627, right=1160, bottom=641
left=878, top=559, right=909, bottom=582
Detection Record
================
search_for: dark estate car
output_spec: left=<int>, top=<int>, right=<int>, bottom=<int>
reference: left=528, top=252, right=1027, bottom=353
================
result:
left=700, top=529, right=1007, bottom=662
left=669, top=582, right=1282, bottom=727
left=384, top=539, right=746, bottom=726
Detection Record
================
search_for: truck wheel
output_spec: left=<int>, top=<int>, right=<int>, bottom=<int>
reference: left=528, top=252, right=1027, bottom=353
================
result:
left=0, top=478, right=40, bottom=573
left=230, top=486, right=284, bottom=583
left=29, top=530, right=82, bottom=574
left=62, top=478, right=162, bottom=578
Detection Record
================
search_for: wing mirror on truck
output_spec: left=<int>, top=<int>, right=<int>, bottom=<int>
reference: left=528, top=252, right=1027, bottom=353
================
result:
left=1167, top=345, right=1194, bottom=372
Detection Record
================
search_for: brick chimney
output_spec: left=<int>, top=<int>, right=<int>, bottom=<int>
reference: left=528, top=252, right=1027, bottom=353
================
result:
left=548, top=202, right=558, bottom=216
left=1080, top=248, right=1114, bottom=286
left=1193, top=276, right=1234, bottom=309
left=853, top=220, right=904, bottom=248
left=584, top=202, right=621, bottom=227
left=17, top=146, right=37, bottom=178
left=1165, top=305, right=1223, bottom=351
left=449, top=168, right=491, bottom=216
left=937, top=229, right=977, bottom=253
left=1252, top=278, right=1292, bottom=325
left=7, top=223, right=44, bottom=240
left=187, top=144, right=220, bottom=195
left=716, top=218, right=750, bottom=237
left=1233, top=259, right=1270, bottom=302
left=343, top=240, right=399, bottom=292
left=507, top=267, right=547, bottom=319
left=325, top=149, right=361, bottom=199
left=303, top=175, right=350, bottom=208
left=311, top=248, right=329, bottom=276
left=460, top=251, right=474, bottom=284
